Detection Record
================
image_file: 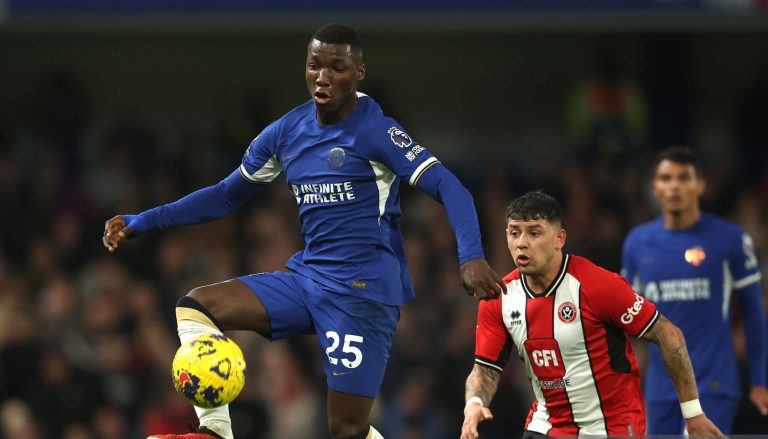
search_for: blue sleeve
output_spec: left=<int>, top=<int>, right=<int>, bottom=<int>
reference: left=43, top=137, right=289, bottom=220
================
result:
left=240, top=121, right=284, bottom=183
left=729, top=229, right=762, bottom=287
left=125, top=170, right=262, bottom=236
left=414, top=163, right=485, bottom=264
left=737, top=281, right=767, bottom=387
left=726, top=228, right=766, bottom=385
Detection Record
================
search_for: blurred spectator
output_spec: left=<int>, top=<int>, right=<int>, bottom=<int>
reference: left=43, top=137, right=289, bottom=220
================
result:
left=567, top=46, right=648, bottom=165
left=0, top=399, right=41, bottom=439
left=25, top=349, right=105, bottom=437
left=382, top=368, right=448, bottom=439
left=141, top=388, right=197, bottom=437
left=255, top=344, right=320, bottom=439
left=91, top=405, right=129, bottom=439
left=61, top=423, right=93, bottom=439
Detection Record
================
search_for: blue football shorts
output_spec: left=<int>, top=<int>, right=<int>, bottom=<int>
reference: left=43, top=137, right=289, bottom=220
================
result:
left=646, top=395, right=739, bottom=434
left=237, top=270, right=400, bottom=398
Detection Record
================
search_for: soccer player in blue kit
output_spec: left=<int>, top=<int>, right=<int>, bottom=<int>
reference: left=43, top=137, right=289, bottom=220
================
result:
left=102, top=24, right=506, bottom=439
left=622, top=147, right=768, bottom=434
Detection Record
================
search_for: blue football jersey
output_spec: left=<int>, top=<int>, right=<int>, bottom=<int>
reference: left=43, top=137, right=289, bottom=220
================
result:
left=239, top=93, right=439, bottom=306
left=622, top=213, right=762, bottom=400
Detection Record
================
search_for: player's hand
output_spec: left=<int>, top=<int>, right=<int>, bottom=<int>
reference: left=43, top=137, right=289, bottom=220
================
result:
left=685, top=414, right=726, bottom=438
left=460, top=259, right=507, bottom=300
left=103, top=215, right=134, bottom=252
left=460, top=403, right=493, bottom=439
left=749, top=385, right=768, bottom=416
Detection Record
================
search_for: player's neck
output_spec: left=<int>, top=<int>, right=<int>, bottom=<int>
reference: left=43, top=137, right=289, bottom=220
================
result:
left=663, top=205, right=701, bottom=230
left=316, top=95, right=358, bottom=125
left=526, top=252, right=563, bottom=294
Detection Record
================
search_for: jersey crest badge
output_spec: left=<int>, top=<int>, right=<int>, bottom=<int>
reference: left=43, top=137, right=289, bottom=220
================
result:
left=327, top=147, right=346, bottom=169
left=387, top=127, right=412, bottom=148
left=684, top=246, right=706, bottom=266
left=557, top=302, right=577, bottom=323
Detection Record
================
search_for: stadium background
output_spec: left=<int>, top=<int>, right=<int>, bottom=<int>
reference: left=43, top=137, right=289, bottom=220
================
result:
left=1, top=1, right=768, bottom=437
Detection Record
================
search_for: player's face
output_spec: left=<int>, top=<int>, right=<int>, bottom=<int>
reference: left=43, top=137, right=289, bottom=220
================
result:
left=652, top=160, right=705, bottom=216
left=305, top=40, right=365, bottom=124
left=506, top=218, right=565, bottom=276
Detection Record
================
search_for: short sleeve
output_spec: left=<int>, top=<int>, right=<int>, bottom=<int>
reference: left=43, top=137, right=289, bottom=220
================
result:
left=729, top=230, right=762, bottom=290
left=362, top=117, right=439, bottom=186
left=474, top=297, right=512, bottom=372
left=239, top=121, right=283, bottom=183
left=589, top=272, right=659, bottom=339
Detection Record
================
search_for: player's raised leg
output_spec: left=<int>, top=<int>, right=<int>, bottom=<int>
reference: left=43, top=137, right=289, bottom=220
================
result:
left=149, top=278, right=274, bottom=439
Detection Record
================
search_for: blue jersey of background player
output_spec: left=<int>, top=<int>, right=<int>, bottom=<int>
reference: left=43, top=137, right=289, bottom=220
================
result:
left=103, top=24, right=506, bottom=439
left=622, top=147, right=768, bottom=434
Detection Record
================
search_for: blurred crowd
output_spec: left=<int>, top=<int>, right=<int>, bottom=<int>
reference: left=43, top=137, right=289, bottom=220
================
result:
left=1, top=61, right=768, bottom=439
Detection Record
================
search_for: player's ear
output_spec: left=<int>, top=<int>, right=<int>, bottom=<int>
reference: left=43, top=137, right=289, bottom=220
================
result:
left=651, top=176, right=662, bottom=200
left=697, top=178, right=706, bottom=196
left=357, top=63, right=366, bottom=82
left=555, top=228, right=566, bottom=251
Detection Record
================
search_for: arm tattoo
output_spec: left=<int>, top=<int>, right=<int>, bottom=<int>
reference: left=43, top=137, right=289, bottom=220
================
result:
left=641, top=314, right=699, bottom=402
left=465, top=364, right=502, bottom=406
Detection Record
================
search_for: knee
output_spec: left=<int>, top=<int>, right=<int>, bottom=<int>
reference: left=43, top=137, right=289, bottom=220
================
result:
left=177, top=290, right=223, bottom=331
left=187, top=286, right=209, bottom=305
left=186, top=286, right=222, bottom=316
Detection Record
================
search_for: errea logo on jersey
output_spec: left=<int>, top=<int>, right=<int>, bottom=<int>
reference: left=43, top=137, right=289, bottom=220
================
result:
left=387, top=127, right=413, bottom=148
left=621, top=295, right=645, bottom=324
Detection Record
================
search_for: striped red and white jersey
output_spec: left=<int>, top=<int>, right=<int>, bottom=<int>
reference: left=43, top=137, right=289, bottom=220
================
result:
left=475, top=254, right=659, bottom=436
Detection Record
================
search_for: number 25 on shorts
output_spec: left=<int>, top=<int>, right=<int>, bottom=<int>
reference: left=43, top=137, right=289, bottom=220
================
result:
left=325, top=331, right=364, bottom=368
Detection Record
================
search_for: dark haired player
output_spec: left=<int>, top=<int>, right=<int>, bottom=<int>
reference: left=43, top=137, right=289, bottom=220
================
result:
left=461, top=190, right=723, bottom=438
left=622, top=147, right=768, bottom=434
left=103, top=24, right=505, bottom=439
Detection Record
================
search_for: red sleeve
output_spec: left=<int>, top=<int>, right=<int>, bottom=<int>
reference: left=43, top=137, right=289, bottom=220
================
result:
left=474, top=297, right=512, bottom=372
left=588, top=269, right=659, bottom=338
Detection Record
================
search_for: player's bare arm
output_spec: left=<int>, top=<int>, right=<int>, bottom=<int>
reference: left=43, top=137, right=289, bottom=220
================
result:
left=641, top=314, right=697, bottom=400
left=461, top=364, right=500, bottom=439
left=640, top=314, right=726, bottom=437
left=103, top=215, right=133, bottom=252
left=460, top=259, right=507, bottom=300
left=465, top=363, right=501, bottom=406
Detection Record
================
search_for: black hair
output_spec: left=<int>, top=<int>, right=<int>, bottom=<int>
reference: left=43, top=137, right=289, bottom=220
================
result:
left=654, top=146, right=702, bottom=176
left=310, top=23, right=362, bottom=57
left=505, top=190, right=563, bottom=225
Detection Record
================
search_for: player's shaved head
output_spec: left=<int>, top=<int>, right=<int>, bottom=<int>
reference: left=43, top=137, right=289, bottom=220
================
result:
left=310, top=23, right=363, bottom=63
left=506, top=190, right=563, bottom=225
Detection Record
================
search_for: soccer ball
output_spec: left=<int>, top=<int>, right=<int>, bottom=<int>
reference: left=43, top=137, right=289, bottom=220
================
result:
left=172, top=333, right=246, bottom=408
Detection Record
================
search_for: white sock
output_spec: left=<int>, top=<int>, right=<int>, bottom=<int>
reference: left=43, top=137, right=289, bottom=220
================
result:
left=177, top=320, right=234, bottom=439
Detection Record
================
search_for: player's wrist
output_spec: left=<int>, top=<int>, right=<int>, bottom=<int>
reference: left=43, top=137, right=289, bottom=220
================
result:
left=464, top=396, right=484, bottom=414
left=680, top=398, right=703, bottom=419
left=121, top=213, right=149, bottom=237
